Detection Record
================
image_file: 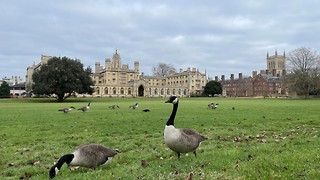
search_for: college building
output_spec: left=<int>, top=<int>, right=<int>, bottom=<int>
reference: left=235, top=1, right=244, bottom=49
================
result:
left=216, top=50, right=287, bottom=97
left=25, top=51, right=208, bottom=97
left=91, top=50, right=208, bottom=97
left=24, top=50, right=286, bottom=98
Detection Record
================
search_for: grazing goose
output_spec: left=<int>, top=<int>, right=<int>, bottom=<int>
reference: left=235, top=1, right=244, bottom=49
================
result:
left=78, top=102, right=91, bottom=112
left=49, top=143, right=119, bottom=178
left=58, top=107, right=76, bottom=113
left=129, top=103, right=138, bottom=109
left=208, top=103, right=219, bottom=109
left=109, top=105, right=120, bottom=109
left=164, top=96, right=207, bottom=158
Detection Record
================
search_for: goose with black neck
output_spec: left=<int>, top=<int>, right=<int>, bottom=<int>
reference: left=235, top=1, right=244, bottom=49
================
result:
left=164, top=96, right=207, bottom=158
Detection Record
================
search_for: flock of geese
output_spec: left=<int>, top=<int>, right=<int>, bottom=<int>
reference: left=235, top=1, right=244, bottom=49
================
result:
left=58, top=102, right=91, bottom=113
left=50, top=96, right=208, bottom=178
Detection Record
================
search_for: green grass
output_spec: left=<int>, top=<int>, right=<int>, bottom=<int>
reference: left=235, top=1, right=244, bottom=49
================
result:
left=0, top=97, right=319, bottom=179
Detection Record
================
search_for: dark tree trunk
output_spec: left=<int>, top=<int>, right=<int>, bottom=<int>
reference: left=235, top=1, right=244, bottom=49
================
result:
left=57, top=94, right=65, bottom=102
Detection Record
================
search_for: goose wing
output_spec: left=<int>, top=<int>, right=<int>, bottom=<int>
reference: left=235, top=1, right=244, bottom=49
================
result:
left=180, top=128, right=207, bottom=141
left=76, top=144, right=118, bottom=167
left=58, top=108, right=67, bottom=111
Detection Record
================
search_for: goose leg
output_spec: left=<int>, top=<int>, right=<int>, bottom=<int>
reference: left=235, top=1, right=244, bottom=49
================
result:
left=193, top=151, right=197, bottom=158
left=177, top=153, right=181, bottom=158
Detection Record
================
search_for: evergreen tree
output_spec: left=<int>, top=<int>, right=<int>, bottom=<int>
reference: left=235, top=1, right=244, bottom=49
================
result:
left=0, top=81, right=10, bottom=98
left=32, top=56, right=94, bottom=102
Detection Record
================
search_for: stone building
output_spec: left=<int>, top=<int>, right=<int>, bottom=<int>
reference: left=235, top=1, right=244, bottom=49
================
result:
left=0, top=76, right=26, bottom=97
left=267, top=50, right=286, bottom=76
left=91, top=50, right=208, bottom=97
left=25, top=55, right=52, bottom=93
left=218, top=51, right=287, bottom=97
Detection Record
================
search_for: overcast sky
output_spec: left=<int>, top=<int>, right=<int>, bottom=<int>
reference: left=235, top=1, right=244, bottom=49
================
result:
left=1, top=0, right=320, bottom=80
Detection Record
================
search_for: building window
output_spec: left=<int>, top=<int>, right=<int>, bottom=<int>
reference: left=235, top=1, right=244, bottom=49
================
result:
left=104, top=88, right=108, bottom=94
left=113, top=87, right=116, bottom=94
left=120, top=88, right=124, bottom=95
left=128, top=88, right=132, bottom=95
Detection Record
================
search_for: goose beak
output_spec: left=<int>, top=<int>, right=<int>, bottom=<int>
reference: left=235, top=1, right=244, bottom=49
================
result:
left=165, top=100, right=170, bottom=103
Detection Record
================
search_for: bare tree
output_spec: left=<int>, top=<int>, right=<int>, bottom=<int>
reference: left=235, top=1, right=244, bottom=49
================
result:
left=152, top=63, right=177, bottom=77
left=286, top=47, right=320, bottom=97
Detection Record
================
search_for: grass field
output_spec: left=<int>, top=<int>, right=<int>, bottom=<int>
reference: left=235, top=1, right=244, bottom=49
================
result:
left=0, top=97, right=319, bottom=179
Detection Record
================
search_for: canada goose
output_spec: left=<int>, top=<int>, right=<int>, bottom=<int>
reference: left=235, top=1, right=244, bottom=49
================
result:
left=142, top=109, right=150, bottom=112
left=109, top=105, right=120, bottom=109
left=164, top=96, right=207, bottom=158
left=129, top=103, right=138, bottom=109
left=78, top=102, right=91, bottom=112
left=58, top=107, right=75, bottom=113
left=208, top=103, right=219, bottom=109
left=49, top=143, right=119, bottom=178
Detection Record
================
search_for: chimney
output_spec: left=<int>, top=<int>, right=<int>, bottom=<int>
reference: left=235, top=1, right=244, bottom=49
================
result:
left=105, top=58, right=111, bottom=70
left=134, top=61, right=139, bottom=72
left=95, top=62, right=101, bottom=73
left=252, top=71, right=257, bottom=78
left=215, top=76, right=218, bottom=81
left=239, top=73, right=243, bottom=80
left=230, top=74, right=234, bottom=81
left=221, top=75, right=225, bottom=81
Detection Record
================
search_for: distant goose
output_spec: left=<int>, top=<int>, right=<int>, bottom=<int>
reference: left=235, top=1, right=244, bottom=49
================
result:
left=49, top=143, right=119, bottom=178
left=208, top=103, right=219, bottom=109
left=129, top=103, right=138, bottom=109
left=78, top=102, right=91, bottom=112
left=58, top=107, right=75, bottom=113
left=142, top=109, right=150, bottom=112
left=109, top=105, right=120, bottom=109
left=164, top=96, right=207, bottom=158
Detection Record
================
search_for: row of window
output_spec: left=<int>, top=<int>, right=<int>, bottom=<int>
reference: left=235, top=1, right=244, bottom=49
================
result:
left=95, top=87, right=188, bottom=96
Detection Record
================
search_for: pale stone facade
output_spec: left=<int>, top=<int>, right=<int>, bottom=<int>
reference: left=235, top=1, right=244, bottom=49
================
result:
left=267, top=50, right=286, bottom=76
left=26, top=55, right=52, bottom=92
left=91, top=51, right=208, bottom=97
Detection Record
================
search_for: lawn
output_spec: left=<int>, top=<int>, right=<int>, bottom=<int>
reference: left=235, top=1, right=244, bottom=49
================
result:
left=0, top=97, right=319, bottom=179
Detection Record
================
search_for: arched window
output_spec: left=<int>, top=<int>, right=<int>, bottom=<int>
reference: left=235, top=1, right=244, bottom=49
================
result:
left=167, top=89, right=170, bottom=95
left=178, top=89, right=181, bottom=95
left=104, top=88, right=108, bottom=94
left=184, top=89, right=187, bottom=95
left=113, top=87, right=116, bottom=94
left=161, top=88, right=164, bottom=95
left=154, top=88, right=158, bottom=95
left=96, top=88, right=100, bottom=95
left=120, top=88, right=124, bottom=95
left=128, top=88, right=132, bottom=95
left=173, top=89, right=176, bottom=95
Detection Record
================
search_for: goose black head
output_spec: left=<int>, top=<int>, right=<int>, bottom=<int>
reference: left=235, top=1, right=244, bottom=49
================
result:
left=70, top=106, right=76, bottom=109
left=165, top=96, right=178, bottom=104
left=49, top=166, right=58, bottom=179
